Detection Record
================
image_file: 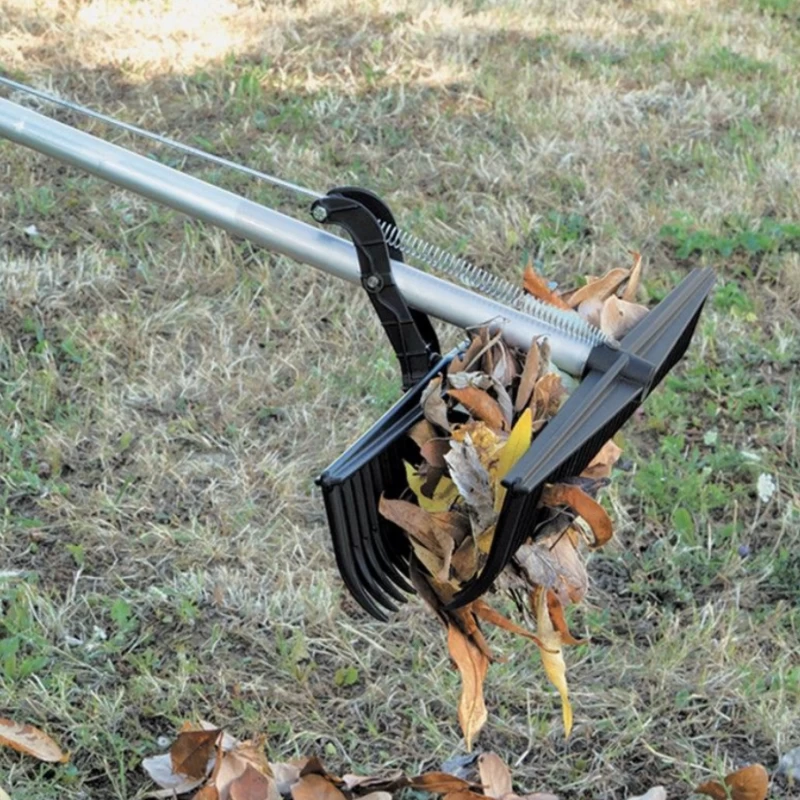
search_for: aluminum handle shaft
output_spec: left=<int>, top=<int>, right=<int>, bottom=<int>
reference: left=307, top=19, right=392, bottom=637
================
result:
left=0, top=98, right=592, bottom=375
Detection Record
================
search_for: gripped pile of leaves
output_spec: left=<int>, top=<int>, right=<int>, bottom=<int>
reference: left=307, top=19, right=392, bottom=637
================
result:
left=379, top=256, right=649, bottom=746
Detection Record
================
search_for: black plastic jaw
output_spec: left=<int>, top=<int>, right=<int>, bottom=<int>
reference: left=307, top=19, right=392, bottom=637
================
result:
left=317, top=350, right=458, bottom=620
left=446, top=267, right=716, bottom=608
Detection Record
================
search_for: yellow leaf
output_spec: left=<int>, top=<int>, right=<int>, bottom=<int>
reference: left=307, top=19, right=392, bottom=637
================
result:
left=534, top=589, right=573, bottom=736
left=493, top=408, right=532, bottom=512
left=447, top=623, right=489, bottom=750
left=404, top=462, right=459, bottom=512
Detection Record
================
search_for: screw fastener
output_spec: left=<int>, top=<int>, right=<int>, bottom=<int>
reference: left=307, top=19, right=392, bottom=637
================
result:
left=312, top=205, right=328, bottom=222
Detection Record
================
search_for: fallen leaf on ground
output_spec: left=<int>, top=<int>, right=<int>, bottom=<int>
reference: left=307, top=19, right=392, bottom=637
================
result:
left=170, top=729, right=221, bottom=780
left=290, top=774, right=346, bottom=800
left=229, top=764, right=280, bottom=800
left=358, top=793, right=392, bottom=800
left=478, top=752, right=512, bottom=798
left=143, top=753, right=207, bottom=795
left=531, top=373, right=565, bottom=420
left=695, top=764, right=769, bottom=800
left=410, top=772, right=476, bottom=793
left=627, top=787, right=666, bottom=800
left=447, top=623, right=489, bottom=750
left=523, top=264, right=571, bottom=309
left=194, top=786, right=220, bottom=800
left=271, top=762, right=301, bottom=795
left=341, top=770, right=405, bottom=792
left=0, top=718, right=68, bottom=763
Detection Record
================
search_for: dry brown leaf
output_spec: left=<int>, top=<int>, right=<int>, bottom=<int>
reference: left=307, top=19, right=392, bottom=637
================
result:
left=358, top=793, right=393, bottom=800
left=421, top=438, right=451, bottom=468
left=194, top=786, right=221, bottom=800
left=341, top=770, right=405, bottom=792
left=532, top=588, right=573, bottom=736
left=450, top=334, right=486, bottom=374
left=447, top=623, right=489, bottom=750
left=171, top=729, right=221, bottom=781
left=541, top=484, right=613, bottom=548
left=600, top=295, right=649, bottom=339
left=448, top=387, right=508, bottom=431
left=379, top=498, right=452, bottom=560
left=143, top=753, right=207, bottom=795
left=451, top=535, right=479, bottom=582
left=547, top=529, right=588, bottom=605
left=290, top=774, right=347, bottom=800
left=444, top=436, right=495, bottom=534
left=409, top=419, right=437, bottom=448
left=478, top=752, right=513, bottom=798
left=421, top=376, right=451, bottom=431
left=531, top=373, right=565, bottom=420
left=566, top=267, right=629, bottom=308
left=581, top=439, right=622, bottom=480
left=473, top=599, right=544, bottom=648
left=515, top=339, right=541, bottom=412
left=523, top=264, right=571, bottom=310
left=409, top=772, right=475, bottom=793
left=696, top=764, right=769, bottom=800
left=576, top=296, right=604, bottom=328
left=545, top=590, right=586, bottom=645
left=229, top=764, right=280, bottom=800
left=0, top=718, right=68, bottom=764
left=622, top=251, right=643, bottom=302
left=271, top=762, right=301, bottom=795
left=442, top=792, right=488, bottom=800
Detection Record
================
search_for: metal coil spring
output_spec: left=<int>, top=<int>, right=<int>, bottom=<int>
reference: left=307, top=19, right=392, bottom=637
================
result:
left=379, top=221, right=610, bottom=346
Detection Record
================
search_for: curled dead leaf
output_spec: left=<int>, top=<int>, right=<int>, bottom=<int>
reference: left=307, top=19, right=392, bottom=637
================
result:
left=421, top=376, right=451, bottom=431
left=409, top=772, right=476, bottom=793
left=566, top=267, right=629, bottom=308
left=515, top=339, right=541, bottom=412
left=695, top=764, right=769, bottom=800
left=0, top=718, right=68, bottom=764
left=447, top=624, right=489, bottom=750
left=523, top=264, right=571, bottom=309
left=448, top=387, right=508, bottom=432
left=545, top=590, right=586, bottom=645
left=541, top=484, right=613, bottom=548
left=581, top=439, right=622, bottom=480
left=600, top=295, right=649, bottom=339
left=622, top=251, right=643, bottom=302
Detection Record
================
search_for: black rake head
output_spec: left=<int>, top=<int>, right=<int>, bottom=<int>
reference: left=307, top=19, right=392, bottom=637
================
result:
left=318, top=268, right=716, bottom=620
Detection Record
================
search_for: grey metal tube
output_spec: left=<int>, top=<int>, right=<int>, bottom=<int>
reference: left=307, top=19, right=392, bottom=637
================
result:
left=0, top=98, right=592, bottom=375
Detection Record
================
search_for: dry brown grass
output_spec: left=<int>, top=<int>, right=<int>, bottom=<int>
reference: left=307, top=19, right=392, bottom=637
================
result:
left=1, top=0, right=798, bottom=798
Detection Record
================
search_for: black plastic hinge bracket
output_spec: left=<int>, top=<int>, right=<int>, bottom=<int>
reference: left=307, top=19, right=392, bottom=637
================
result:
left=311, top=187, right=440, bottom=390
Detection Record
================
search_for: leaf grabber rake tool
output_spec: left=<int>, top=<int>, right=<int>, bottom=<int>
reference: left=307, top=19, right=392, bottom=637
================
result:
left=0, top=79, right=715, bottom=620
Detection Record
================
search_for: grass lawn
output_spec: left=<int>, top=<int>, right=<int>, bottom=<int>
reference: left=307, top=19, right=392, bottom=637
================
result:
left=0, top=0, right=798, bottom=797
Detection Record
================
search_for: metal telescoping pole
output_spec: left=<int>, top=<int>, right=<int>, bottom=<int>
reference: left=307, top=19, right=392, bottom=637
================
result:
left=0, top=99, right=592, bottom=375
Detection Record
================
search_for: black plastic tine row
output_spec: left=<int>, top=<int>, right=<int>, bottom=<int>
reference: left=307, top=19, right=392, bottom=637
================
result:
left=318, top=351, right=458, bottom=619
